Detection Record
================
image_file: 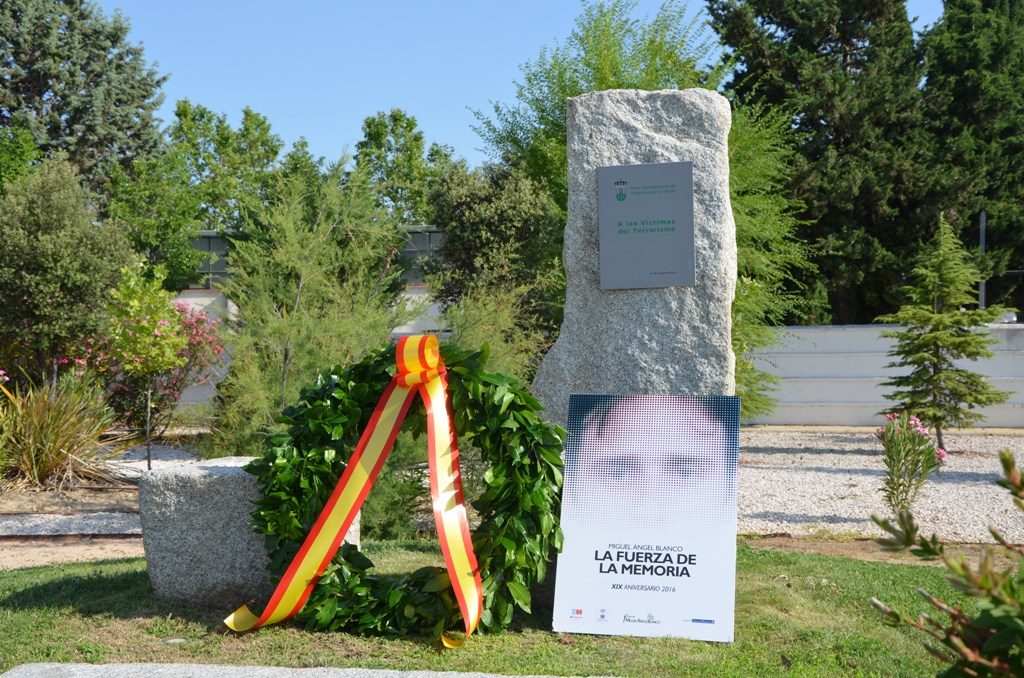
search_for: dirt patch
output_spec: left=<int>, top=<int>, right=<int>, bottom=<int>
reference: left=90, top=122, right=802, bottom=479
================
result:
left=743, top=534, right=1016, bottom=568
left=0, top=536, right=144, bottom=570
left=0, top=487, right=138, bottom=515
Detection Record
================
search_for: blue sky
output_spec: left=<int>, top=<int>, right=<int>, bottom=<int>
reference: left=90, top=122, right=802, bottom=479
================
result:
left=96, top=1, right=945, bottom=167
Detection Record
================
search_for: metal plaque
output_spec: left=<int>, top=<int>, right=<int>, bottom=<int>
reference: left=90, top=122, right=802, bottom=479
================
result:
left=597, top=161, right=695, bottom=289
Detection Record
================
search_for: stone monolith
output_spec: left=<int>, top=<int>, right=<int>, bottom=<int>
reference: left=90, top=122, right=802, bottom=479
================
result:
left=532, top=88, right=736, bottom=426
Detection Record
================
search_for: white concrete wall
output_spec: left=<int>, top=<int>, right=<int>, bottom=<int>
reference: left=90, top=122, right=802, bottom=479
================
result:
left=749, top=324, right=1024, bottom=427
left=174, top=289, right=233, bottom=406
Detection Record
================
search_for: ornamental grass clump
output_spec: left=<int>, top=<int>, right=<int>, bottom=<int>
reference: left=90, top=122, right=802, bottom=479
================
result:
left=0, top=375, right=127, bottom=488
left=877, top=412, right=945, bottom=514
left=872, top=450, right=1024, bottom=676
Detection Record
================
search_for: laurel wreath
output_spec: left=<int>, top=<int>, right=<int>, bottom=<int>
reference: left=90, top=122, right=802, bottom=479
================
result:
left=245, top=343, right=565, bottom=638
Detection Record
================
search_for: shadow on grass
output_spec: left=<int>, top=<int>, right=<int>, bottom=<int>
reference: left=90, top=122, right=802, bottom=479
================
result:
left=0, top=559, right=223, bottom=628
left=512, top=550, right=557, bottom=633
left=0, top=545, right=563, bottom=643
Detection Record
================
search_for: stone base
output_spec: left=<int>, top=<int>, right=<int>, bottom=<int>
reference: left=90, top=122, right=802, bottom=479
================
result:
left=139, top=457, right=359, bottom=607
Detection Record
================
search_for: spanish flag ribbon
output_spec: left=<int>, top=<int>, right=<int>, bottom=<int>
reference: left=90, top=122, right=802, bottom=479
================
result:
left=225, top=335, right=484, bottom=647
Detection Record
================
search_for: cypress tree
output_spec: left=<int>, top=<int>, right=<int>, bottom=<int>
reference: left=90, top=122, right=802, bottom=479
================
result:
left=878, top=217, right=1012, bottom=451
left=708, top=0, right=931, bottom=323
left=921, top=0, right=1024, bottom=308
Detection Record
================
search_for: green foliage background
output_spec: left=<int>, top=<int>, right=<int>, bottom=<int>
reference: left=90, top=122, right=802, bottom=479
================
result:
left=211, top=166, right=411, bottom=456
left=921, top=0, right=1024, bottom=309
left=0, top=0, right=166, bottom=192
left=471, top=0, right=810, bottom=417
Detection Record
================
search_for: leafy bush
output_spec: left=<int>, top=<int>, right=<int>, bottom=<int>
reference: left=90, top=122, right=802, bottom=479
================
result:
left=872, top=450, right=1024, bottom=676
left=876, top=412, right=946, bottom=514
left=0, top=375, right=125, bottom=488
left=439, top=273, right=547, bottom=383
left=106, top=266, right=188, bottom=379
left=0, top=158, right=131, bottom=387
left=212, top=169, right=409, bottom=456
left=71, top=268, right=222, bottom=435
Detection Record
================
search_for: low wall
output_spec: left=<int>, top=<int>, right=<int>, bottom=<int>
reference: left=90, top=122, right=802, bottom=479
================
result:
left=748, top=324, right=1024, bottom=427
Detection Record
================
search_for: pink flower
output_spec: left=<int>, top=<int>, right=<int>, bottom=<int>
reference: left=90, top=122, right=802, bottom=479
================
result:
left=936, top=448, right=948, bottom=461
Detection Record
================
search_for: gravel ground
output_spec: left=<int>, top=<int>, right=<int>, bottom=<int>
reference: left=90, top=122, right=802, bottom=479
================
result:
left=0, top=512, right=140, bottom=536
left=0, top=443, right=198, bottom=537
left=114, top=442, right=201, bottom=480
left=5, top=433, right=1023, bottom=544
left=739, top=429, right=1024, bottom=543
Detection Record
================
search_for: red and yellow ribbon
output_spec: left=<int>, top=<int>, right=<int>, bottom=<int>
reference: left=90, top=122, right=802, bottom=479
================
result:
left=225, top=335, right=484, bottom=647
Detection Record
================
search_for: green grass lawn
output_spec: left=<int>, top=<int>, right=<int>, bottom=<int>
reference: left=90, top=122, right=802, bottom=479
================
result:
left=0, top=540, right=967, bottom=677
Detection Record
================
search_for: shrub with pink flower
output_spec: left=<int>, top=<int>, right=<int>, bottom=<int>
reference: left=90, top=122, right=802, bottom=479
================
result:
left=876, top=412, right=944, bottom=514
left=105, top=302, right=222, bottom=433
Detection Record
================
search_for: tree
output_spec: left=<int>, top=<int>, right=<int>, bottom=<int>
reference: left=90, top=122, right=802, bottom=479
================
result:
left=0, top=126, right=38, bottom=192
left=708, top=0, right=931, bottom=324
left=878, top=217, right=1012, bottom=451
left=0, top=0, right=166, bottom=191
left=169, top=99, right=283, bottom=237
left=354, top=108, right=451, bottom=224
left=212, top=167, right=411, bottom=455
left=473, top=0, right=810, bottom=416
left=426, top=161, right=562, bottom=324
left=106, top=146, right=205, bottom=291
left=0, top=157, right=131, bottom=386
left=476, top=0, right=713, bottom=217
left=106, top=265, right=187, bottom=469
left=921, top=0, right=1024, bottom=307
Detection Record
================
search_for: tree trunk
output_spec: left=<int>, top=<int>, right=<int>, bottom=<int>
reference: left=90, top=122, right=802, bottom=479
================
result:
left=146, top=384, right=153, bottom=471
left=936, top=426, right=946, bottom=453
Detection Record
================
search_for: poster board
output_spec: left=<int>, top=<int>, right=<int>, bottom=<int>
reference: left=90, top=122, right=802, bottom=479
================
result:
left=551, top=394, right=739, bottom=642
left=597, top=161, right=695, bottom=289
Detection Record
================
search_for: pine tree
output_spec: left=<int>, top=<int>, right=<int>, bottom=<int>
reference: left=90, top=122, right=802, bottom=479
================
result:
left=708, top=0, right=931, bottom=324
left=878, top=217, right=1012, bottom=450
left=0, top=0, right=166, bottom=191
left=212, top=168, right=411, bottom=455
left=921, top=0, right=1024, bottom=308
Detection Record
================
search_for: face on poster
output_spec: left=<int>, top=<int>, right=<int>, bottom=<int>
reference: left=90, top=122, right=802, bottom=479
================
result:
left=552, top=394, right=739, bottom=642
